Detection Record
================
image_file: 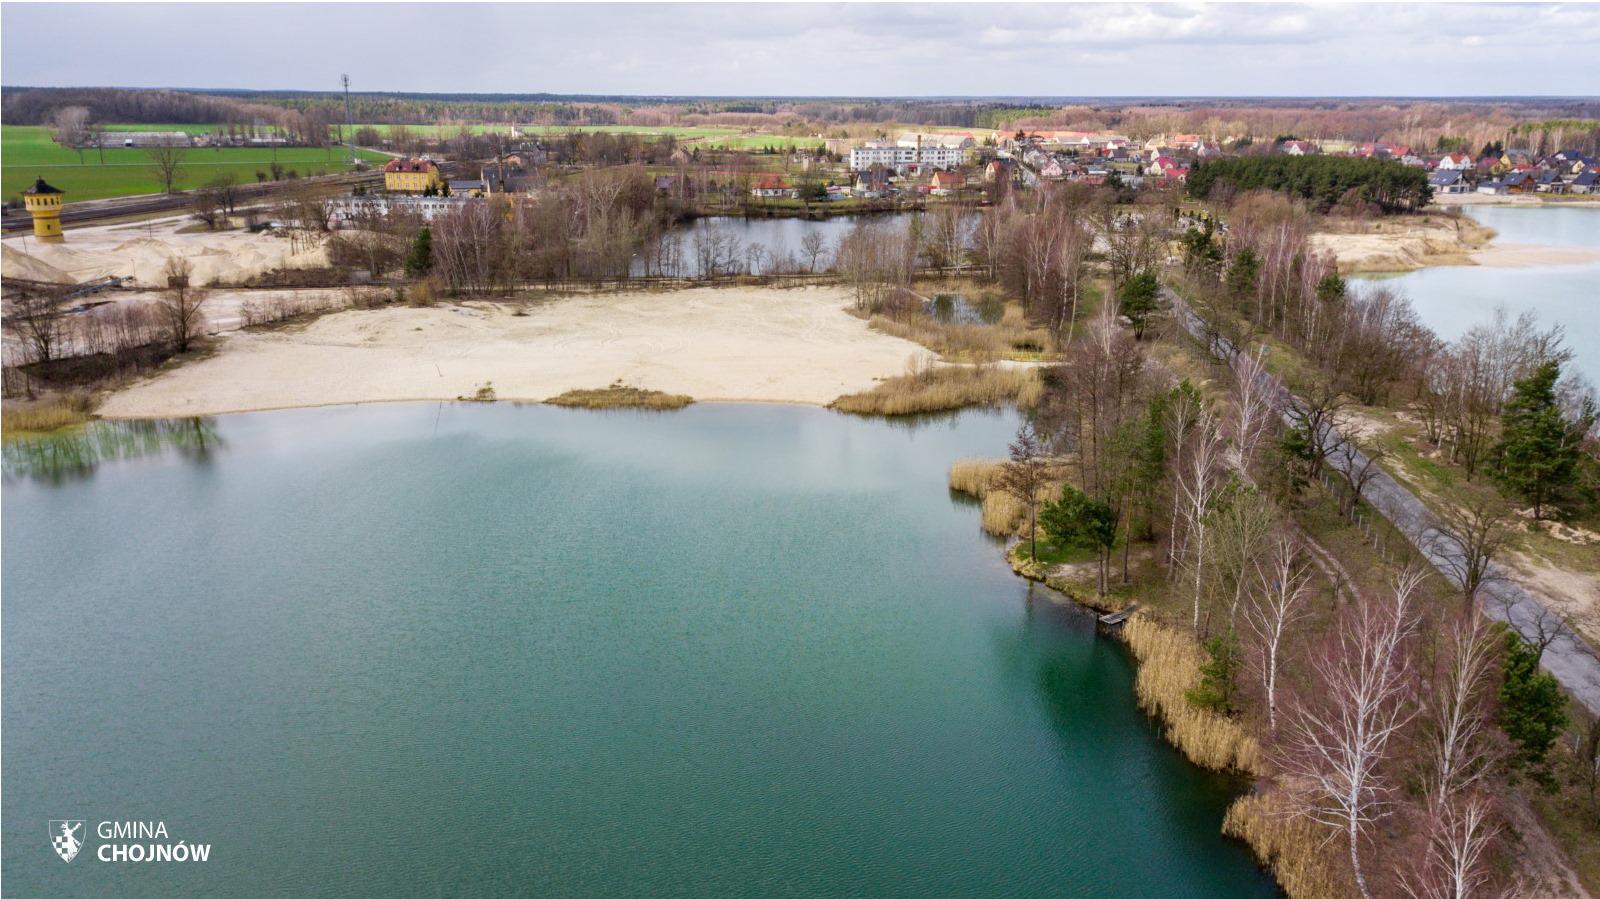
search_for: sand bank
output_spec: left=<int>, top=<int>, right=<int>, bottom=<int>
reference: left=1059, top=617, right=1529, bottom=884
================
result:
left=1309, top=213, right=1496, bottom=273
left=98, top=286, right=930, bottom=418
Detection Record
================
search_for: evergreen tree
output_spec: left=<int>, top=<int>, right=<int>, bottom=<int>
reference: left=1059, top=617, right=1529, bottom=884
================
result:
left=405, top=226, right=433, bottom=278
left=1040, top=485, right=1117, bottom=595
left=1186, top=634, right=1242, bottom=712
left=1499, top=629, right=1569, bottom=792
left=1497, top=360, right=1580, bottom=519
left=1225, top=247, right=1260, bottom=301
left=1117, top=271, right=1163, bottom=339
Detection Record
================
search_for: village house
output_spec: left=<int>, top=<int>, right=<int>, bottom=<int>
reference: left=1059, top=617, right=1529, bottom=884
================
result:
left=750, top=174, right=796, bottom=199
left=481, top=162, right=535, bottom=195
left=1279, top=140, right=1319, bottom=156
left=383, top=157, right=445, bottom=194
left=1429, top=169, right=1468, bottom=194
left=930, top=170, right=965, bottom=195
left=1437, top=151, right=1474, bottom=170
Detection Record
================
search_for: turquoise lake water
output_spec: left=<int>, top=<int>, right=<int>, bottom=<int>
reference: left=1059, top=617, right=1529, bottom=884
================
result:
left=1360, top=205, right=1600, bottom=380
left=2, top=404, right=1277, bottom=896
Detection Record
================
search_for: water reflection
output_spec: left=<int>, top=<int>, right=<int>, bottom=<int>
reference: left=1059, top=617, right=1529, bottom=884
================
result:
left=2, top=418, right=223, bottom=484
left=929, top=293, right=1004, bottom=325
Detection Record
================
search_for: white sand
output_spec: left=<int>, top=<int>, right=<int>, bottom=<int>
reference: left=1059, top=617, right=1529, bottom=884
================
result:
left=1468, top=242, right=1600, bottom=267
left=98, top=286, right=931, bottom=417
left=1310, top=214, right=1494, bottom=273
left=1, top=216, right=328, bottom=288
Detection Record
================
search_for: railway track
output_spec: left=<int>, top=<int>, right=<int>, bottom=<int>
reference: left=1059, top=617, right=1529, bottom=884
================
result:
left=2, top=170, right=384, bottom=234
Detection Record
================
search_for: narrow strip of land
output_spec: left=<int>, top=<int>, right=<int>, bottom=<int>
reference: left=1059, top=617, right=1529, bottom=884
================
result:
left=1165, top=285, right=1600, bottom=716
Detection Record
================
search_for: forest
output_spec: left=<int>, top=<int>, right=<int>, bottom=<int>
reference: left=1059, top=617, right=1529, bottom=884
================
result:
left=1186, top=156, right=1434, bottom=214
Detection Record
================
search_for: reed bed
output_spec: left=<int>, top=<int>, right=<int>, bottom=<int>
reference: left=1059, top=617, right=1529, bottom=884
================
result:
left=832, top=362, right=1041, bottom=417
left=1123, top=615, right=1261, bottom=774
left=1222, top=793, right=1348, bottom=899
left=948, top=458, right=1007, bottom=498
left=948, top=456, right=1072, bottom=537
left=546, top=383, right=694, bottom=410
left=2, top=393, right=93, bottom=437
left=868, top=313, right=1052, bottom=363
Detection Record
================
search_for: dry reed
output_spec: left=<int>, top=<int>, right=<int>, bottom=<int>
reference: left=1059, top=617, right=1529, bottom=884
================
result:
left=1222, top=793, right=1349, bottom=899
left=831, top=361, right=1041, bottom=416
left=546, top=382, right=694, bottom=410
left=866, top=301, right=1053, bottom=363
left=948, top=458, right=1007, bottom=498
left=1123, top=615, right=1262, bottom=774
left=2, top=392, right=93, bottom=436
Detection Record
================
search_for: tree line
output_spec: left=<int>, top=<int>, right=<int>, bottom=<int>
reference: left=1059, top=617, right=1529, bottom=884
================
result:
left=1187, top=155, right=1433, bottom=214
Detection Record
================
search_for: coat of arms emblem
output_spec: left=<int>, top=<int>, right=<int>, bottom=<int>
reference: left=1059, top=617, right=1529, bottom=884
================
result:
left=51, top=820, right=85, bottom=862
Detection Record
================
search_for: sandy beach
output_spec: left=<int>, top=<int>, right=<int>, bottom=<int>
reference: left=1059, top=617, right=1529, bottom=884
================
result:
left=97, top=286, right=929, bottom=417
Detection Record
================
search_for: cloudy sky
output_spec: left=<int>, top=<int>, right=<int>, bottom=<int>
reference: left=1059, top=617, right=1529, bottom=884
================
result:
left=4, top=2, right=1598, bottom=97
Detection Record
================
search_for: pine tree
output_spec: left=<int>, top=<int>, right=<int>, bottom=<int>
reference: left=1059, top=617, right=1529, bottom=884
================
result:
left=1040, top=485, right=1117, bottom=595
left=405, top=226, right=433, bottom=278
left=1499, top=629, right=1569, bottom=792
left=1497, top=360, right=1579, bottom=519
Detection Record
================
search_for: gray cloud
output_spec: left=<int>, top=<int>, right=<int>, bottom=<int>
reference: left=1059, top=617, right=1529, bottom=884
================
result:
left=3, top=2, right=1597, bottom=96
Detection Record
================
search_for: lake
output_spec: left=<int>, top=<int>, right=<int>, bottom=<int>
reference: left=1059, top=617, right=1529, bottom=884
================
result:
left=639, top=212, right=925, bottom=277
left=1358, top=205, right=1600, bottom=380
left=2, top=404, right=1276, bottom=896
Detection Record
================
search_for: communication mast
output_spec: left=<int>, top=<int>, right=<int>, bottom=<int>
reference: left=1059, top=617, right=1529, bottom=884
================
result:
left=342, top=74, right=355, bottom=165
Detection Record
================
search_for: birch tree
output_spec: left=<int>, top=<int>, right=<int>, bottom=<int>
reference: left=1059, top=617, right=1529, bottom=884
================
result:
left=1230, top=344, right=1277, bottom=477
left=1282, top=567, right=1424, bottom=899
left=1243, top=531, right=1312, bottom=732
left=1175, top=407, right=1227, bottom=632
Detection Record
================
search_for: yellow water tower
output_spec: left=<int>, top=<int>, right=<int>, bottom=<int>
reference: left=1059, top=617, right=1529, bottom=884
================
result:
left=23, top=178, right=65, bottom=242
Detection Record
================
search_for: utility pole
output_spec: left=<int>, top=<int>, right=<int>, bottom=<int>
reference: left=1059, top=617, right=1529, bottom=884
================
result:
left=342, top=74, right=355, bottom=165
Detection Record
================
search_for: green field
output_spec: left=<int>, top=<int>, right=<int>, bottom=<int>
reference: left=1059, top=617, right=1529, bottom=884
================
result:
left=700, top=134, right=822, bottom=151
left=519, top=124, right=738, bottom=139
left=2, top=125, right=388, bottom=202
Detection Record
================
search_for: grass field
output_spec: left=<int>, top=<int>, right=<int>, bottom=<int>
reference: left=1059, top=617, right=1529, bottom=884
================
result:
left=3, top=125, right=388, bottom=202
left=700, top=134, right=822, bottom=151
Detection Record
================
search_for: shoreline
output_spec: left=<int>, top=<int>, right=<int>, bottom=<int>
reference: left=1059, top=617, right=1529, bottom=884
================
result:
left=93, top=286, right=930, bottom=419
left=1313, top=203, right=1600, bottom=274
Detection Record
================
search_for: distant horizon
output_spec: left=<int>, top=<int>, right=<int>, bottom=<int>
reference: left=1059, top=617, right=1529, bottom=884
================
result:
left=5, top=3, right=1599, bottom=97
left=6, top=86, right=1599, bottom=104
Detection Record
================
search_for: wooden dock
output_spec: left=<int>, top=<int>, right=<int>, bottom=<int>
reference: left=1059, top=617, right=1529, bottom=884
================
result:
left=1098, top=604, right=1138, bottom=627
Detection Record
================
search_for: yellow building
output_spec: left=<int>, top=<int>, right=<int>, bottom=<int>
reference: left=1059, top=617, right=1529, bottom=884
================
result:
left=383, top=158, right=444, bottom=194
left=23, top=178, right=65, bottom=242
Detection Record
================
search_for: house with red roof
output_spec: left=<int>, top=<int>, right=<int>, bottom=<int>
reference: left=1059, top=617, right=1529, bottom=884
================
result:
left=751, top=175, right=796, bottom=198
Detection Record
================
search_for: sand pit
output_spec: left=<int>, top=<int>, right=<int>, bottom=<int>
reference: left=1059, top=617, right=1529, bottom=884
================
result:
left=1310, top=213, right=1495, bottom=273
left=98, top=286, right=931, bottom=417
left=1, top=216, right=328, bottom=287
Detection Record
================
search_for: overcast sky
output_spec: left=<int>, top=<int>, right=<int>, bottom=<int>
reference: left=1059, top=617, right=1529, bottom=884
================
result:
left=4, top=2, right=1598, bottom=97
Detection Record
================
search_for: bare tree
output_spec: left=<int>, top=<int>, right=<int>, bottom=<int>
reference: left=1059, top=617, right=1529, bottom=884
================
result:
left=4, top=289, right=69, bottom=364
left=1230, top=343, right=1278, bottom=477
left=996, top=420, right=1052, bottom=562
left=1420, top=613, right=1500, bottom=806
left=157, top=258, right=208, bottom=352
left=1399, top=794, right=1501, bottom=899
left=799, top=230, right=828, bottom=273
left=1281, top=567, right=1424, bottom=899
left=190, top=189, right=224, bottom=231
left=1332, top=434, right=1388, bottom=521
left=1175, top=408, right=1227, bottom=632
left=1243, top=531, right=1312, bottom=732
left=1425, top=491, right=1512, bottom=601
left=49, top=105, right=92, bottom=163
left=145, top=144, right=188, bottom=194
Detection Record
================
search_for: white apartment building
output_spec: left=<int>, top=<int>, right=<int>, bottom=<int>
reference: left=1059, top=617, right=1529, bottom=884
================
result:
left=849, top=140, right=966, bottom=172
